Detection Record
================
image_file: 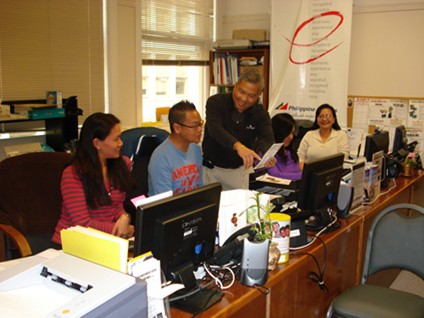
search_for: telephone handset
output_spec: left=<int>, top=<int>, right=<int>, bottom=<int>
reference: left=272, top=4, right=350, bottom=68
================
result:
left=305, top=208, right=339, bottom=232
left=316, top=208, right=333, bottom=226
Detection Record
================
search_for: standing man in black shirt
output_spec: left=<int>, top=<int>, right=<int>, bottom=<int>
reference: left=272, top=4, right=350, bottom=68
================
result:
left=202, top=68, right=276, bottom=190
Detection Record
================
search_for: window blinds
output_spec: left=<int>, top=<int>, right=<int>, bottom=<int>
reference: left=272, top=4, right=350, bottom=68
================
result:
left=141, top=0, right=213, bottom=65
left=0, top=0, right=104, bottom=120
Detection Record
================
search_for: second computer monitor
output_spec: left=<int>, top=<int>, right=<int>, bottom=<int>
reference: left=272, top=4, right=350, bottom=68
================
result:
left=297, top=153, right=344, bottom=230
left=392, top=125, right=408, bottom=155
left=364, top=130, right=389, bottom=162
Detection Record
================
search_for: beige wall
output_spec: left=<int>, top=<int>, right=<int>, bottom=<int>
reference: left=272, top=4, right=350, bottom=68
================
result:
left=216, top=0, right=271, bottom=40
left=217, top=0, right=424, bottom=99
left=106, top=0, right=142, bottom=128
left=349, top=4, right=424, bottom=97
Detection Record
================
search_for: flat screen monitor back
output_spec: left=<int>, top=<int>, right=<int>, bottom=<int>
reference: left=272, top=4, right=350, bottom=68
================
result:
left=392, top=125, right=408, bottom=155
left=297, top=153, right=344, bottom=231
left=364, top=130, right=389, bottom=162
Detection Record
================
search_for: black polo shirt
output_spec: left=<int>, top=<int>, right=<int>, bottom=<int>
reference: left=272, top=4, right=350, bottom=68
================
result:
left=202, top=93, right=275, bottom=168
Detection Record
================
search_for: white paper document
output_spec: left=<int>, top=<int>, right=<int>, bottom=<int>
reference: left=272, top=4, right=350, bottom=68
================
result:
left=254, top=143, right=283, bottom=170
left=255, top=173, right=292, bottom=186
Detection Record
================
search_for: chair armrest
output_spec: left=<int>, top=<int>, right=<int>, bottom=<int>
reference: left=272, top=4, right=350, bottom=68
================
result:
left=0, top=223, right=32, bottom=257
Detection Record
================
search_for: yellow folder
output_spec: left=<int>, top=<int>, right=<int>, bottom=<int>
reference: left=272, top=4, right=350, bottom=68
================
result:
left=61, top=226, right=129, bottom=273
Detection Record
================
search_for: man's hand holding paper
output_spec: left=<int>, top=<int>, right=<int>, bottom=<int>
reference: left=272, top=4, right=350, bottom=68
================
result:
left=254, top=143, right=283, bottom=170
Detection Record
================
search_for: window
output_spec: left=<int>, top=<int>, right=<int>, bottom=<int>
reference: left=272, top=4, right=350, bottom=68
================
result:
left=0, top=0, right=104, bottom=123
left=156, top=77, right=169, bottom=96
left=176, top=77, right=186, bottom=95
left=141, top=0, right=213, bottom=122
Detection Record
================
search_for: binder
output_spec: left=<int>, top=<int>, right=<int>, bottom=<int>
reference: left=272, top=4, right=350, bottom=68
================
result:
left=61, top=226, right=129, bottom=273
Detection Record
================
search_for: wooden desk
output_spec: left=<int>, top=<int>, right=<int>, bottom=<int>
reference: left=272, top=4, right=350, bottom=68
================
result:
left=171, top=171, right=424, bottom=318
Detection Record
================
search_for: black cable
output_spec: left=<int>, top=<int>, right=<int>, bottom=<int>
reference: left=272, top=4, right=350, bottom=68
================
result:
left=254, top=284, right=270, bottom=295
left=291, top=236, right=329, bottom=293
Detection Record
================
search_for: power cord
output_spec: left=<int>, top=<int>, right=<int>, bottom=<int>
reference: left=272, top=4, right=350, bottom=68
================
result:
left=203, top=262, right=236, bottom=290
left=292, top=236, right=329, bottom=293
left=289, top=214, right=338, bottom=251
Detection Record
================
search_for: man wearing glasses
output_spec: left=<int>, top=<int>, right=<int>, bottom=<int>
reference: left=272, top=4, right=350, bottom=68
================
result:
left=202, top=68, right=276, bottom=190
left=148, top=100, right=204, bottom=196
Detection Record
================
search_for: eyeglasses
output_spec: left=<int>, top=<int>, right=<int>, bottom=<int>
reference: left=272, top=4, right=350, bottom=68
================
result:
left=177, top=120, right=204, bottom=129
left=318, top=114, right=333, bottom=119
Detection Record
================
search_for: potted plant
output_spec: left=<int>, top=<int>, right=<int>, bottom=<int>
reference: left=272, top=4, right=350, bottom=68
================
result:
left=243, top=192, right=275, bottom=242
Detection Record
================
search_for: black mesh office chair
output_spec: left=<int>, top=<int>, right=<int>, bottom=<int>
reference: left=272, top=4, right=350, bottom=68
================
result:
left=121, top=127, right=169, bottom=160
left=326, top=203, right=424, bottom=318
left=121, top=127, right=170, bottom=219
left=292, top=119, right=313, bottom=152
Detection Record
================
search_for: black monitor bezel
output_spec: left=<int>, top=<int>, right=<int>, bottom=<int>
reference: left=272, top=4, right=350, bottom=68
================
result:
left=364, top=130, right=389, bottom=162
left=392, top=125, right=408, bottom=155
left=133, top=182, right=222, bottom=272
left=297, top=153, right=345, bottom=214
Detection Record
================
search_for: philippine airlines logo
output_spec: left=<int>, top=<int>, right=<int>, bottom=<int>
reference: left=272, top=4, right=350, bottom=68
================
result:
left=275, top=102, right=289, bottom=111
left=275, top=102, right=316, bottom=113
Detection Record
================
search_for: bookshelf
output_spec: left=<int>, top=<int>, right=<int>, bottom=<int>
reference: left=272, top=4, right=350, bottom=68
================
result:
left=209, top=48, right=270, bottom=109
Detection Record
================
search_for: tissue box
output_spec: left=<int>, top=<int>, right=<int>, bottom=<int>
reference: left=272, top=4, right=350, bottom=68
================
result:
left=46, top=91, right=63, bottom=107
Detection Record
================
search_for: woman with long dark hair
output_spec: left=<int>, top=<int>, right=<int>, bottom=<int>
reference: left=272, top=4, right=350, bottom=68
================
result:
left=267, top=113, right=302, bottom=180
left=298, top=104, right=349, bottom=170
left=52, top=113, right=135, bottom=245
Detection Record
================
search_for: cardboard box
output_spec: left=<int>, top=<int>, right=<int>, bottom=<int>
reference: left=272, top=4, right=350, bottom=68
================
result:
left=0, top=104, right=10, bottom=116
left=46, top=90, right=63, bottom=107
left=233, top=29, right=267, bottom=41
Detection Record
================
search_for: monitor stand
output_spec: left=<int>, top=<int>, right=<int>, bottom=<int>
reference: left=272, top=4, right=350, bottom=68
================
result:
left=169, top=263, right=223, bottom=314
left=171, top=289, right=223, bottom=314
left=304, top=208, right=340, bottom=233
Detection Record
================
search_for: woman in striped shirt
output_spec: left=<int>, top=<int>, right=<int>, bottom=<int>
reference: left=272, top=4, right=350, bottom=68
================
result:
left=52, top=113, right=134, bottom=245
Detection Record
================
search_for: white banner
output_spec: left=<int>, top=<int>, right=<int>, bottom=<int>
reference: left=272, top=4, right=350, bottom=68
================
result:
left=269, top=0, right=352, bottom=127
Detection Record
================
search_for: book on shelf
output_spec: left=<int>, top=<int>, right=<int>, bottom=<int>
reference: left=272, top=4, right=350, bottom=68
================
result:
left=12, top=103, right=57, bottom=115
left=213, top=53, right=240, bottom=85
left=61, top=225, right=129, bottom=273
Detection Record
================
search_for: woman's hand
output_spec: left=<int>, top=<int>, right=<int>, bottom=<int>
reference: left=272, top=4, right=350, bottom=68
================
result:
left=112, top=213, right=134, bottom=238
left=263, top=157, right=277, bottom=168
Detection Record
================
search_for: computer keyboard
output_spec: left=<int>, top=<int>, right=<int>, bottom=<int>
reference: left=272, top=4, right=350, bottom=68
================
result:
left=255, top=186, right=294, bottom=197
left=279, top=205, right=312, bottom=221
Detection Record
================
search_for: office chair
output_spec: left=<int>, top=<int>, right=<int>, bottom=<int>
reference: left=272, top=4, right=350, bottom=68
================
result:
left=292, top=119, right=313, bottom=152
left=0, top=152, right=73, bottom=260
left=121, top=127, right=170, bottom=218
left=120, top=127, right=169, bottom=160
left=326, top=203, right=424, bottom=318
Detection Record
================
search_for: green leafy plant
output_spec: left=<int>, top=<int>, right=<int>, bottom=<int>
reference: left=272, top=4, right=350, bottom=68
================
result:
left=242, top=192, right=275, bottom=242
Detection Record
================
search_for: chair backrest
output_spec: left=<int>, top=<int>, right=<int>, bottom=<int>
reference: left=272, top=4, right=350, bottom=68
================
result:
left=123, top=132, right=168, bottom=217
left=0, top=152, right=73, bottom=253
left=292, top=119, right=314, bottom=152
left=120, top=127, right=169, bottom=159
left=362, top=203, right=424, bottom=284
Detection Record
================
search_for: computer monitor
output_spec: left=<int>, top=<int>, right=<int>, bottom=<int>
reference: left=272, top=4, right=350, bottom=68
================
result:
left=364, top=130, right=389, bottom=162
left=297, top=153, right=344, bottom=231
left=392, top=125, right=408, bottom=156
left=133, top=182, right=223, bottom=313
